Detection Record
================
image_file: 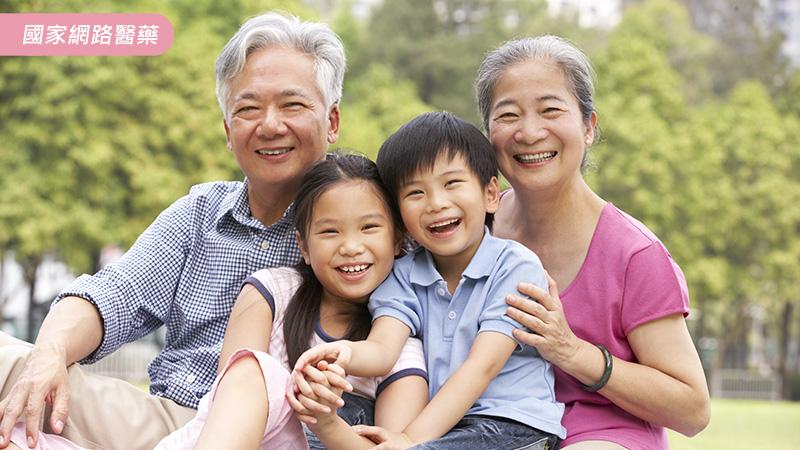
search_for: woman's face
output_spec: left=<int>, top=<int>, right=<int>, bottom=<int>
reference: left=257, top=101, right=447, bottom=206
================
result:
left=488, top=58, right=596, bottom=194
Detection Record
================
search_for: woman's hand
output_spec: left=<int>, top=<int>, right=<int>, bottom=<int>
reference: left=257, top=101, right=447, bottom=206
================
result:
left=353, top=425, right=414, bottom=450
left=505, top=272, right=582, bottom=368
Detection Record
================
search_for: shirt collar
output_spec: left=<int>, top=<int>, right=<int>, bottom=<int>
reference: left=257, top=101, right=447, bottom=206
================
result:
left=215, top=178, right=295, bottom=230
left=408, top=227, right=499, bottom=286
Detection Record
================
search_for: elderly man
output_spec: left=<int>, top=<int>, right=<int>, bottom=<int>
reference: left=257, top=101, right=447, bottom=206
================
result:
left=0, top=12, right=344, bottom=450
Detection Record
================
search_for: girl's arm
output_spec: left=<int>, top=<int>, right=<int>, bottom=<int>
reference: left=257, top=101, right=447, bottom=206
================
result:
left=507, top=275, right=711, bottom=436
left=373, top=374, right=429, bottom=432
left=194, top=284, right=275, bottom=450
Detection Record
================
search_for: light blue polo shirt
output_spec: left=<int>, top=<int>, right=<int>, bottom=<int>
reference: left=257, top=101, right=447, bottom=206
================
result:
left=369, top=230, right=566, bottom=438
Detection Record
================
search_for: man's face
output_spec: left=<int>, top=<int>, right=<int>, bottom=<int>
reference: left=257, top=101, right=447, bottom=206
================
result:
left=224, top=46, right=339, bottom=193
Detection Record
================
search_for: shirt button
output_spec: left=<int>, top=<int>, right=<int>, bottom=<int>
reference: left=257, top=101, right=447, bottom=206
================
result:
left=260, top=240, right=270, bottom=250
left=448, top=311, right=456, bottom=320
left=186, top=374, right=196, bottom=383
left=437, top=287, right=446, bottom=296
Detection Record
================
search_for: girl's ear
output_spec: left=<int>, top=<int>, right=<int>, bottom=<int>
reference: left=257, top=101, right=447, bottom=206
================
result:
left=295, top=230, right=310, bottom=264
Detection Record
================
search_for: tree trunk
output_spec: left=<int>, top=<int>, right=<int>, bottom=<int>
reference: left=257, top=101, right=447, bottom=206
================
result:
left=777, top=300, right=793, bottom=399
left=0, top=248, right=5, bottom=324
left=24, top=259, right=40, bottom=343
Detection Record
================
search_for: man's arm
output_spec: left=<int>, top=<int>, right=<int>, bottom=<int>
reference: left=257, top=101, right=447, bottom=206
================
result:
left=0, top=296, right=102, bottom=448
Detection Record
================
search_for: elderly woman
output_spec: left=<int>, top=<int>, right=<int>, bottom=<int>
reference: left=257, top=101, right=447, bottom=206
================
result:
left=476, top=36, right=710, bottom=449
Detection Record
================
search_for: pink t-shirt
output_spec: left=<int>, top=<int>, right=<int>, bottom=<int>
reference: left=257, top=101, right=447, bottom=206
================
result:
left=557, top=203, right=690, bottom=450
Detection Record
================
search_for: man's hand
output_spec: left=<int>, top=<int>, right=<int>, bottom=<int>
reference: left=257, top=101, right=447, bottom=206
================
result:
left=0, top=342, right=70, bottom=449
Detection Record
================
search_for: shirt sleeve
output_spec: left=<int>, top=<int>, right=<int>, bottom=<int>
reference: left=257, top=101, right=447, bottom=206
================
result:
left=620, top=241, right=690, bottom=335
left=368, top=261, right=422, bottom=336
left=478, top=247, right=549, bottom=341
left=54, top=194, right=194, bottom=363
left=374, top=336, right=427, bottom=397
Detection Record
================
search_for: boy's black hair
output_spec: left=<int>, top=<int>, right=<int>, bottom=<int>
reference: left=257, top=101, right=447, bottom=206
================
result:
left=376, top=111, right=499, bottom=228
left=284, top=150, right=402, bottom=368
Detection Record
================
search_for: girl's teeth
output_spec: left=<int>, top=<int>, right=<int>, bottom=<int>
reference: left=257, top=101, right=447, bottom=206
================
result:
left=430, top=218, right=459, bottom=229
left=341, top=264, right=368, bottom=273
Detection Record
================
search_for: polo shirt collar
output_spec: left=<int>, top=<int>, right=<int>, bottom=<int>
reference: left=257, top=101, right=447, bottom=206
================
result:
left=408, top=227, right=498, bottom=286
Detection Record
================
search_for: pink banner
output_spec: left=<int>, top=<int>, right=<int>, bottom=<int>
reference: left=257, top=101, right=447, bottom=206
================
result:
left=0, top=13, right=173, bottom=56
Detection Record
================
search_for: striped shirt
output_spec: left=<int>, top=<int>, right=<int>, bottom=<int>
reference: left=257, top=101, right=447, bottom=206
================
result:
left=55, top=180, right=302, bottom=409
left=245, top=267, right=427, bottom=398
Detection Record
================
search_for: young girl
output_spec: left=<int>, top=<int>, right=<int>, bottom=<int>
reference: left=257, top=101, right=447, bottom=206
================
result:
left=6, top=152, right=428, bottom=450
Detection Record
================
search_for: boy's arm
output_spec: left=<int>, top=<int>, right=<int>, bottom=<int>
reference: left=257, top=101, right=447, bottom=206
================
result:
left=294, top=316, right=411, bottom=378
left=401, top=331, right=517, bottom=445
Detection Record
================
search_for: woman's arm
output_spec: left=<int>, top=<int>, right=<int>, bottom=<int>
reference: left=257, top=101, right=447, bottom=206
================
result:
left=194, top=285, right=275, bottom=449
left=506, top=275, right=710, bottom=436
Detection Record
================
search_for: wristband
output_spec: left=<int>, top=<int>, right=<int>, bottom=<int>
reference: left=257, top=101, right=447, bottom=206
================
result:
left=581, top=343, right=613, bottom=392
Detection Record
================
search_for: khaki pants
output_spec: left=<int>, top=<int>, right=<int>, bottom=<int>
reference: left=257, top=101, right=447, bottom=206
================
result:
left=0, top=332, right=195, bottom=450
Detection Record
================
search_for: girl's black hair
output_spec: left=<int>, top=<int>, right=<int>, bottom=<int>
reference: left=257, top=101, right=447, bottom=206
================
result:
left=283, top=150, right=402, bottom=368
left=376, top=111, right=499, bottom=228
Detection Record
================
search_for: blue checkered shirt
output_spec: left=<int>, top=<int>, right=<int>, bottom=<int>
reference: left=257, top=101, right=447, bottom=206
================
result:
left=55, top=180, right=302, bottom=409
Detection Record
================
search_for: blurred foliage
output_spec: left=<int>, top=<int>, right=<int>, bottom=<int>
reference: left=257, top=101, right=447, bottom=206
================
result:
left=1, top=0, right=799, bottom=377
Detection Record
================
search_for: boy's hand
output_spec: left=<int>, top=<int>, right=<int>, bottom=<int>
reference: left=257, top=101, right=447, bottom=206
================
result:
left=353, top=425, right=414, bottom=450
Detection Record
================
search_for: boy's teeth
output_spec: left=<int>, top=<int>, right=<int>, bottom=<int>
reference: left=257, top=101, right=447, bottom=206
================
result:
left=256, top=148, right=291, bottom=155
left=516, top=151, right=556, bottom=163
left=430, top=218, right=459, bottom=229
left=340, top=264, right=369, bottom=273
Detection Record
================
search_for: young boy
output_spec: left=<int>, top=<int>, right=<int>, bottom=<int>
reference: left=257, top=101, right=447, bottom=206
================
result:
left=293, top=112, right=565, bottom=449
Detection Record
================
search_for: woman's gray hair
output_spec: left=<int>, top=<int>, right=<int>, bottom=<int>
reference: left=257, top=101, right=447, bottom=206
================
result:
left=215, top=12, right=346, bottom=121
left=476, top=35, right=596, bottom=134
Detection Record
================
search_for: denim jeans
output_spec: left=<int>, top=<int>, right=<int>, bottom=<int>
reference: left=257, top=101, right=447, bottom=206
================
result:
left=409, top=415, right=560, bottom=450
left=305, top=392, right=375, bottom=449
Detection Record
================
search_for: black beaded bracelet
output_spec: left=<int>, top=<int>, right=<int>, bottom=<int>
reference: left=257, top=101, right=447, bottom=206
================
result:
left=581, top=343, right=613, bottom=392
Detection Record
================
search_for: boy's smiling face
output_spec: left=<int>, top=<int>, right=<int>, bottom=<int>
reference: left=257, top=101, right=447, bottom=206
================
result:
left=398, top=152, right=499, bottom=276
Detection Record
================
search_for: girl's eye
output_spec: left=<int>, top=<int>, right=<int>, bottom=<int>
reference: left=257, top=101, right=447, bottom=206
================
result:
left=404, top=190, right=423, bottom=198
left=319, top=229, right=338, bottom=235
left=363, top=223, right=381, bottom=231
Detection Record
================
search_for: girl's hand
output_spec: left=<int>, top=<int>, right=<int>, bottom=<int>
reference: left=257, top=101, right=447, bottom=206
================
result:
left=352, top=425, right=413, bottom=450
left=292, top=342, right=352, bottom=401
left=505, top=272, right=581, bottom=368
left=288, top=361, right=350, bottom=425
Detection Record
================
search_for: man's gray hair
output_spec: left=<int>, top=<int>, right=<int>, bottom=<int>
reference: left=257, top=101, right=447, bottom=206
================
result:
left=215, top=12, right=346, bottom=121
left=476, top=35, right=596, bottom=133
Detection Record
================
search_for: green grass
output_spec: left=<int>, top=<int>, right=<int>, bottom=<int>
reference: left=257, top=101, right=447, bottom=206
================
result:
left=668, top=399, right=800, bottom=450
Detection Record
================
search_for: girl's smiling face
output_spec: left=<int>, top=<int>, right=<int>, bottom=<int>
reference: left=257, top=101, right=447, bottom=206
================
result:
left=298, top=180, right=399, bottom=306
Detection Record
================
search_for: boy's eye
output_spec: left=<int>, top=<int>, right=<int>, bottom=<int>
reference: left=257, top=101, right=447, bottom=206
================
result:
left=318, top=229, right=338, bottom=235
left=404, top=189, right=423, bottom=198
left=363, top=223, right=381, bottom=231
left=445, top=179, right=464, bottom=188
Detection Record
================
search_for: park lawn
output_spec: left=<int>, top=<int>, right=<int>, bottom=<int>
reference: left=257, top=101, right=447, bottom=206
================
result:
left=668, top=399, right=800, bottom=450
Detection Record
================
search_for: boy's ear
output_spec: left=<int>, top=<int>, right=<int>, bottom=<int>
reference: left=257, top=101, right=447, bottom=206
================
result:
left=393, top=231, right=405, bottom=256
left=295, top=230, right=310, bottom=264
left=484, top=176, right=500, bottom=214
